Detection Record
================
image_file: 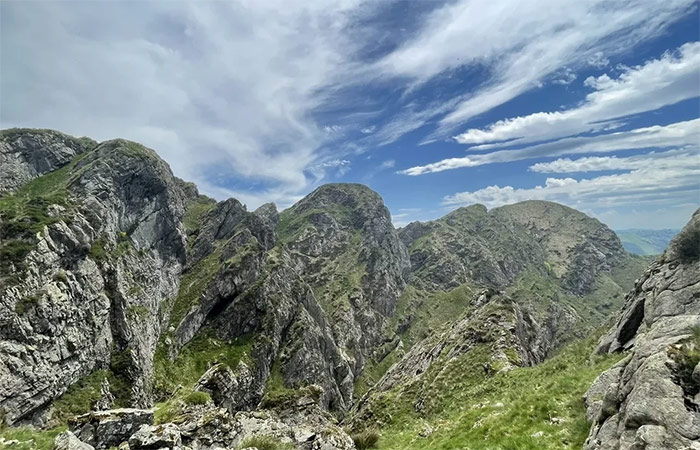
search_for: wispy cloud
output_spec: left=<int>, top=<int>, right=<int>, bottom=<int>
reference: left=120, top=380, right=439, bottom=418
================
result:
left=454, top=42, right=700, bottom=146
left=400, top=118, right=699, bottom=175
left=528, top=148, right=698, bottom=173
left=443, top=150, right=700, bottom=211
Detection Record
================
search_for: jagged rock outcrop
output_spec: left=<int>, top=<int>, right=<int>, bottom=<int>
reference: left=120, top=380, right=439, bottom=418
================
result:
left=62, top=403, right=354, bottom=450
left=70, top=408, right=155, bottom=449
left=584, top=210, right=700, bottom=450
left=0, top=129, right=96, bottom=194
left=0, top=137, right=195, bottom=425
left=54, top=431, right=95, bottom=450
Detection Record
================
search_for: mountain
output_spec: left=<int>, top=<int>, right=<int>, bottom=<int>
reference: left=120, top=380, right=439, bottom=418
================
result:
left=0, top=128, right=676, bottom=450
left=616, top=228, right=680, bottom=256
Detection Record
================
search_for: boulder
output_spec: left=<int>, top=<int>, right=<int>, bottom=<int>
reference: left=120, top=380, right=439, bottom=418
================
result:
left=69, top=408, right=154, bottom=449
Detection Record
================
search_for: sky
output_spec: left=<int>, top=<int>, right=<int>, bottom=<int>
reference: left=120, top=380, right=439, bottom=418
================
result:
left=1, top=1, right=699, bottom=230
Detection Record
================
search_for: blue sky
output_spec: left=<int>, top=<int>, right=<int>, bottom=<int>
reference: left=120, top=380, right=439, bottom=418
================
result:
left=1, top=1, right=698, bottom=229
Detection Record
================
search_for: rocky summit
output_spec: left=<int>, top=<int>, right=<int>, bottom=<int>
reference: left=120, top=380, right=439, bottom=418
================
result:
left=0, top=128, right=697, bottom=450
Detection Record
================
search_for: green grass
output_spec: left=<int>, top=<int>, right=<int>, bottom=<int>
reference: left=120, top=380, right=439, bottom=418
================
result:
left=152, top=330, right=252, bottom=424
left=49, top=370, right=130, bottom=423
left=354, top=335, right=623, bottom=450
left=167, top=248, right=223, bottom=328
left=183, top=196, right=216, bottom=234
left=0, top=426, right=67, bottom=450
left=183, top=391, right=211, bottom=405
left=352, top=430, right=380, bottom=449
left=260, top=363, right=323, bottom=409
left=153, top=328, right=253, bottom=401
left=237, top=435, right=294, bottom=450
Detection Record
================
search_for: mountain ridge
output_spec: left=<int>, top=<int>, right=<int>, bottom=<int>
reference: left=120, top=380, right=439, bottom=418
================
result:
left=0, top=128, right=693, bottom=450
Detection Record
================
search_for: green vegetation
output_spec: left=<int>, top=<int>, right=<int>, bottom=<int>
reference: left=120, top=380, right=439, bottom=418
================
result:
left=153, top=330, right=252, bottom=424
left=89, top=237, right=108, bottom=261
left=153, top=328, right=253, bottom=401
left=260, top=364, right=322, bottom=409
left=0, top=426, right=66, bottom=450
left=617, top=229, right=678, bottom=255
left=50, top=370, right=130, bottom=424
left=14, top=291, right=42, bottom=315
left=352, top=430, right=380, bottom=449
left=668, top=325, right=700, bottom=398
left=184, top=390, right=211, bottom=405
left=236, top=435, right=294, bottom=450
left=167, top=248, right=223, bottom=328
left=355, top=335, right=623, bottom=450
left=183, top=196, right=216, bottom=235
left=127, top=305, right=149, bottom=320
left=675, top=222, right=700, bottom=263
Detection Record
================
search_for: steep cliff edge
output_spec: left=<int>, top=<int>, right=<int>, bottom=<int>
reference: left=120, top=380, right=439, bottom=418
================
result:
left=0, top=134, right=198, bottom=426
left=583, top=210, right=700, bottom=450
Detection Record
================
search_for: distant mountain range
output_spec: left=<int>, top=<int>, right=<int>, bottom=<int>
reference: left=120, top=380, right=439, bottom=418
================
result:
left=616, top=228, right=680, bottom=255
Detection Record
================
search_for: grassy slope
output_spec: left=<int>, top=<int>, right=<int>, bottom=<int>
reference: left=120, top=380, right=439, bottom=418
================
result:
left=361, top=334, right=622, bottom=450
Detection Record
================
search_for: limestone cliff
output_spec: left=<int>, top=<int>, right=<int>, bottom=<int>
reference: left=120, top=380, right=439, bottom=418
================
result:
left=583, top=210, right=700, bottom=450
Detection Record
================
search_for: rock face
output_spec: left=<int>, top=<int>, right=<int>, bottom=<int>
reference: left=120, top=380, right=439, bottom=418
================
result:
left=584, top=210, right=700, bottom=450
left=0, top=137, right=194, bottom=425
left=53, top=431, right=95, bottom=450
left=0, top=129, right=96, bottom=194
left=70, top=409, right=155, bottom=449
left=61, top=404, right=354, bottom=450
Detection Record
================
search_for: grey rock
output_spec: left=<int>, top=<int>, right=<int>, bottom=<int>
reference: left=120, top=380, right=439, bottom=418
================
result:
left=584, top=210, right=700, bottom=450
left=53, top=431, right=95, bottom=450
left=94, top=377, right=115, bottom=411
left=0, top=129, right=95, bottom=194
left=69, top=408, right=154, bottom=449
left=128, top=423, right=181, bottom=449
left=0, top=135, right=197, bottom=424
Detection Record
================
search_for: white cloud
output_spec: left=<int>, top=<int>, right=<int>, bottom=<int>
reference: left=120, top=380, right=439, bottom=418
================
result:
left=415, top=0, right=695, bottom=132
left=400, top=118, right=700, bottom=175
left=587, top=52, right=610, bottom=69
left=551, top=68, right=577, bottom=85
left=443, top=152, right=700, bottom=214
left=529, top=148, right=698, bottom=173
left=360, top=126, right=376, bottom=134
left=454, top=42, right=700, bottom=146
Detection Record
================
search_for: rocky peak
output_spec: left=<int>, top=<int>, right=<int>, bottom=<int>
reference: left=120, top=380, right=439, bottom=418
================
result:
left=583, top=210, right=700, bottom=450
left=0, top=128, right=97, bottom=194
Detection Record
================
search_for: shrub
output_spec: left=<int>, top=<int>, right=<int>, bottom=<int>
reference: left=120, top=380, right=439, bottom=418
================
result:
left=184, top=390, right=211, bottom=405
left=675, top=223, right=700, bottom=263
left=237, top=435, right=294, bottom=450
left=54, top=270, right=68, bottom=284
left=15, top=291, right=42, bottom=315
left=89, top=238, right=108, bottom=261
left=352, top=430, right=380, bottom=450
left=669, top=326, right=700, bottom=398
